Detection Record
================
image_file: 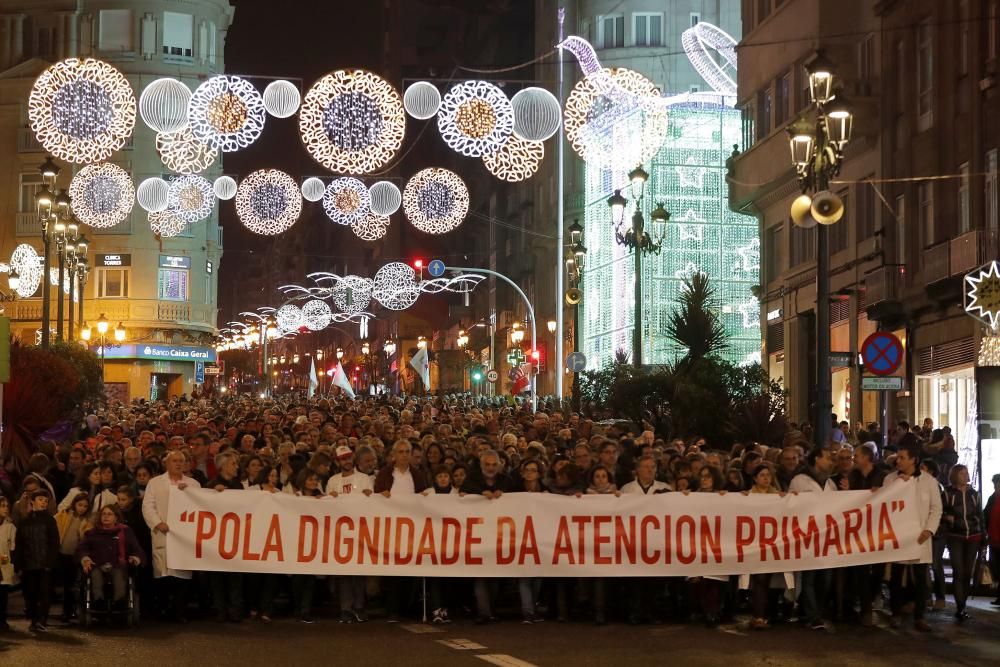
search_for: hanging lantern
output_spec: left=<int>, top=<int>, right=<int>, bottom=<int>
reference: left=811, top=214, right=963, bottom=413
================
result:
left=139, top=78, right=191, bottom=134
left=263, top=79, right=301, bottom=118
left=136, top=177, right=170, bottom=212
left=213, top=175, right=237, bottom=200
left=301, top=177, right=326, bottom=202
left=510, top=86, right=561, bottom=142
left=403, top=81, right=441, bottom=120
left=368, top=180, right=401, bottom=216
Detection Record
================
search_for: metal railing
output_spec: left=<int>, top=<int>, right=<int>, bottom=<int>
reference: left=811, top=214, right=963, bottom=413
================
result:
left=864, top=265, right=904, bottom=305
left=950, top=230, right=998, bottom=276
left=923, top=240, right=950, bottom=284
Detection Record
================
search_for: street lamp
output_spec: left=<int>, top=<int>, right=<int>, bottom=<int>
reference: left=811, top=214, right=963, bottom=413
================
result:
left=35, top=156, right=60, bottom=349
left=566, top=220, right=589, bottom=410
left=787, top=51, right=854, bottom=447
left=510, top=322, right=525, bottom=345
left=82, top=313, right=122, bottom=378
left=417, top=336, right=427, bottom=349
left=361, top=341, right=370, bottom=355
left=336, top=347, right=344, bottom=360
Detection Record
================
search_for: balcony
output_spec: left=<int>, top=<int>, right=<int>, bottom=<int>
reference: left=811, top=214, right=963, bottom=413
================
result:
left=864, top=265, right=905, bottom=324
left=922, top=241, right=951, bottom=284
left=950, top=230, right=998, bottom=276
left=158, top=302, right=190, bottom=322
left=16, top=212, right=41, bottom=236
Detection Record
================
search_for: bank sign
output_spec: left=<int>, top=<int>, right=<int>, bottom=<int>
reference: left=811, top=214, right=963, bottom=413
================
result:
left=98, top=344, right=216, bottom=362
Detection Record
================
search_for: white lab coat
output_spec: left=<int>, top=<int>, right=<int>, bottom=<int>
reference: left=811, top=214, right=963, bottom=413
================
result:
left=882, top=471, right=942, bottom=564
left=142, top=472, right=198, bottom=579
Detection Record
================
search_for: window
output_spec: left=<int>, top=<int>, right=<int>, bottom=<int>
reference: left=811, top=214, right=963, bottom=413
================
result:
left=896, top=39, right=906, bottom=113
left=96, top=268, right=129, bottom=298
left=19, top=173, right=43, bottom=212
left=690, top=13, right=701, bottom=27
left=959, top=163, right=971, bottom=234
left=858, top=178, right=876, bottom=240
left=756, top=88, right=772, bottom=140
left=633, top=13, right=663, bottom=47
left=36, top=27, right=54, bottom=58
left=896, top=194, right=907, bottom=265
left=790, top=224, right=816, bottom=266
left=99, top=9, right=134, bottom=52
left=987, top=149, right=998, bottom=232
left=163, top=11, right=193, bottom=58
left=158, top=268, right=189, bottom=301
left=919, top=182, right=934, bottom=247
left=757, top=0, right=771, bottom=23
left=766, top=224, right=784, bottom=282
left=775, top=73, right=790, bottom=126
left=599, top=15, right=624, bottom=49
left=959, top=0, right=969, bottom=76
left=917, top=19, right=933, bottom=129
left=830, top=191, right=849, bottom=254
left=741, top=99, right=756, bottom=150
left=858, top=34, right=874, bottom=83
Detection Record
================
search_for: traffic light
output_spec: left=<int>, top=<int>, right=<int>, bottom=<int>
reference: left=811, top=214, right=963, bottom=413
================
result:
left=472, top=370, right=482, bottom=382
left=531, top=347, right=544, bottom=372
left=414, top=259, right=423, bottom=270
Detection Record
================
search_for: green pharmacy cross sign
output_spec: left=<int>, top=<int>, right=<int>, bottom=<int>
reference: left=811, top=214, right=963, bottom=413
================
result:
left=507, top=348, right=525, bottom=367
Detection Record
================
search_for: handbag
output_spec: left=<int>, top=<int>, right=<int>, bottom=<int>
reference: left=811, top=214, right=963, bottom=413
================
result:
left=0, top=561, right=16, bottom=586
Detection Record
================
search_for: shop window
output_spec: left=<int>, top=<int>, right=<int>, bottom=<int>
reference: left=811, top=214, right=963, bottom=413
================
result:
left=633, top=13, right=663, bottom=47
left=19, top=173, right=43, bottom=212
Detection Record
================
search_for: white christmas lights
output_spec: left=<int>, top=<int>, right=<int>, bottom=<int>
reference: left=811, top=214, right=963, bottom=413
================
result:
left=301, top=299, right=333, bottom=331
left=213, top=175, right=238, bottom=200
left=403, top=81, right=441, bottom=120
left=402, top=167, right=469, bottom=234
left=351, top=212, right=390, bottom=241
left=322, top=177, right=370, bottom=226
left=368, top=180, right=402, bottom=216
left=262, top=79, right=301, bottom=118
left=148, top=209, right=189, bottom=238
left=139, top=78, right=191, bottom=133
left=301, top=177, right=326, bottom=202
left=235, top=169, right=302, bottom=235
left=332, top=275, right=373, bottom=314
left=69, top=162, right=135, bottom=228
left=482, top=135, right=544, bottom=182
left=276, top=303, right=303, bottom=332
left=136, top=177, right=170, bottom=212
left=188, top=75, right=266, bottom=152
left=156, top=127, right=218, bottom=174
left=9, top=244, right=42, bottom=298
left=437, top=80, right=513, bottom=157
left=167, top=174, right=214, bottom=223
left=373, top=261, right=420, bottom=311
left=681, top=23, right=738, bottom=96
left=510, top=86, right=561, bottom=142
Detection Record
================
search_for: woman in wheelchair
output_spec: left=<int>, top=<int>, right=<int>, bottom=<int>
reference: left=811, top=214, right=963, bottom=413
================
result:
left=77, top=505, right=145, bottom=609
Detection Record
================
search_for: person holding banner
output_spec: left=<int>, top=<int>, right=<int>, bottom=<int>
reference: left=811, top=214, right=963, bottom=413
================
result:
left=788, top=447, right=836, bottom=633
left=326, top=446, right=373, bottom=624
left=207, top=451, right=244, bottom=623
left=464, top=449, right=515, bottom=625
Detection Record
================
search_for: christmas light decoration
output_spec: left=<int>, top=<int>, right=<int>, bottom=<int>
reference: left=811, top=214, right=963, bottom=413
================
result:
left=139, top=78, right=191, bottom=133
left=979, top=334, right=1000, bottom=367
left=235, top=168, right=302, bottom=235
left=681, top=23, right=738, bottom=96
left=437, top=80, right=513, bottom=157
left=332, top=275, right=373, bottom=314
left=510, top=86, right=561, bottom=142
left=188, top=75, right=266, bottom=152
left=69, top=162, right=134, bottom=228
left=28, top=57, right=137, bottom=164
left=965, top=261, right=1000, bottom=329
left=263, top=79, right=300, bottom=118
left=373, top=261, right=420, bottom=311
left=213, top=175, right=237, bottom=200
left=403, top=81, right=441, bottom=120
left=301, top=299, right=333, bottom=331
left=351, top=212, right=389, bottom=241
left=402, top=167, right=469, bottom=234
left=299, top=69, right=405, bottom=174
left=136, top=177, right=170, bottom=212
left=156, top=127, right=218, bottom=174
left=368, top=180, right=401, bottom=215
left=148, top=209, right=189, bottom=238
left=167, top=174, right=214, bottom=223
left=9, top=244, right=42, bottom=298
left=322, top=177, right=370, bottom=225
left=301, top=177, right=326, bottom=202
left=482, top=135, right=544, bottom=182
left=276, top=303, right=303, bottom=332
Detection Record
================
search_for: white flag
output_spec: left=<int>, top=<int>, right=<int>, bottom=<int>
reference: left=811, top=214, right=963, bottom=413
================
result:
left=331, top=361, right=355, bottom=399
left=410, top=346, right=430, bottom=393
left=307, top=357, right=318, bottom=398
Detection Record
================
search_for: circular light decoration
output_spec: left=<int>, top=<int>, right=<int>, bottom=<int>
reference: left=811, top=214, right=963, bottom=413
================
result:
left=402, top=167, right=469, bottom=234
left=68, top=162, right=135, bottom=228
left=28, top=57, right=136, bottom=164
left=235, top=168, right=302, bottom=236
left=681, top=23, right=738, bottom=96
left=510, top=86, right=561, bottom=142
left=156, top=127, right=218, bottom=174
left=167, top=174, right=214, bottom=223
left=213, top=175, right=237, bottom=200
left=10, top=244, right=42, bottom=299
left=298, top=68, right=405, bottom=174
left=275, top=303, right=302, bottom=332
left=262, top=79, right=301, bottom=118
left=322, top=177, right=370, bottom=225
left=373, top=261, right=420, bottom=311
left=403, top=81, right=441, bottom=120
left=332, top=275, right=373, bottom=314
left=136, top=177, right=170, bottom=212
left=148, top=209, right=189, bottom=238
left=482, top=135, right=544, bottom=182
left=351, top=212, right=390, bottom=241
left=301, top=177, right=326, bottom=202
left=301, top=299, right=333, bottom=331
left=188, top=75, right=266, bottom=152
left=437, top=80, right=514, bottom=157
left=139, top=78, right=191, bottom=133
left=368, top=180, right=401, bottom=216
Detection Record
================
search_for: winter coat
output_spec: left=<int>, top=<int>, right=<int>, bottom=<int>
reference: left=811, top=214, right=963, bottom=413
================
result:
left=373, top=464, right=430, bottom=494
left=13, top=510, right=60, bottom=571
left=77, top=524, right=146, bottom=569
left=942, top=485, right=985, bottom=540
left=883, top=470, right=942, bottom=564
left=0, top=520, right=16, bottom=585
left=55, top=510, right=93, bottom=543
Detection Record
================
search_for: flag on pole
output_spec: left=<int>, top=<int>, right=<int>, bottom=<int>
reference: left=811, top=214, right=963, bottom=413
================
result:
left=307, top=356, right=318, bottom=398
left=510, top=363, right=531, bottom=395
left=410, top=346, right=430, bottom=393
left=331, top=361, right=355, bottom=399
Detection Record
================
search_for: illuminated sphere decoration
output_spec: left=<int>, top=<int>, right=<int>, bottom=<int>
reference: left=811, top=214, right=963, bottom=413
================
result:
left=332, top=274, right=373, bottom=314
left=402, top=167, right=469, bottom=234
left=262, top=79, right=301, bottom=118
left=188, top=75, right=266, bottom=152
left=403, top=81, right=441, bottom=120
left=276, top=303, right=303, bottom=332
left=510, top=86, right=561, bottom=142
left=235, top=168, right=303, bottom=235
left=69, top=162, right=135, bottom=228
left=300, top=177, right=326, bottom=202
left=10, top=244, right=42, bottom=299
left=322, top=177, right=371, bottom=225
left=213, top=175, right=238, bottom=200
left=368, top=180, right=401, bottom=215
left=156, top=127, right=218, bottom=174
left=139, top=78, right=191, bottom=133
left=373, top=261, right=420, bottom=311
left=437, top=80, right=513, bottom=157
left=148, top=209, right=189, bottom=238
left=136, top=177, right=170, bottom=212
left=28, top=57, right=137, bottom=164
left=351, top=212, right=390, bottom=241
left=482, top=135, right=544, bottom=182
left=167, top=174, right=214, bottom=223
left=298, top=69, right=405, bottom=174
left=301, top=299, right=333, bottom=331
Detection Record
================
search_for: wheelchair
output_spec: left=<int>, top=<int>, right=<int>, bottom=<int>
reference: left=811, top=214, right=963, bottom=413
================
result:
left=79, top=564, right=140, bottom=628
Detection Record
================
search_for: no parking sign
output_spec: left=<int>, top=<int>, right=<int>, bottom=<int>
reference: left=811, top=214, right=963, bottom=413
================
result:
left=861, top=332, right=903, bottom=376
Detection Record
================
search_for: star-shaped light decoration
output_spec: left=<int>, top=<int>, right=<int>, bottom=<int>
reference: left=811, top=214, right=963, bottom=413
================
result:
left=965, top=260, right=1000, bottom=329
left=734, top=237, right=760, bottom=274
left=675, top=156, right=707, bottom=189
left=679, top=224, right=703, bottom=242
left=737, top=298, right=760, bottom=329
left=673, top=262, right=704, bottom=281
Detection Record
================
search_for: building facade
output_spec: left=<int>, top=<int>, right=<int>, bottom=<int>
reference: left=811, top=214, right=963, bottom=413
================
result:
left=0, top=0, right=233, bottom=400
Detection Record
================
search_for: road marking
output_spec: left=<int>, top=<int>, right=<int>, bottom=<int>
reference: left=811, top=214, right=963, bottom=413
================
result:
left=436, top=638, right=487, bottom=650
left=476, top=655, right=539, bottom=667
left=400, top=623, right=444, bottom=634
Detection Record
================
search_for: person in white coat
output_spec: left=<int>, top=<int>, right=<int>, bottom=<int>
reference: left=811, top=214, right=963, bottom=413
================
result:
left=142, top=451, right=198, bottom=622
left=789, top=447, right=837, bottom=632
left=883, top=438, right=941, bottom=632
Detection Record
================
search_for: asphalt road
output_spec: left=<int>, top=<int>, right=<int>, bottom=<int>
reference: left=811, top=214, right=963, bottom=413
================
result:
left=1, top=598, right=999, bottom=666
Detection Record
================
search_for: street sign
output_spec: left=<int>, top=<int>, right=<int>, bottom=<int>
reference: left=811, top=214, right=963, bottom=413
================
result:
left=829, top=351, right=853, bottom=368
left=204, top=365, right=221, bottom=375
left=486, top=369, right=499, bottom=383
left=194, top=361, right=205, bottom=384
left=860, top=331, right=903, bottom=376
left=427, top=259, right=446, bottom=278
left=565, top=351, right=587, bottom=372
left=862, top=376, right=902, bottom=391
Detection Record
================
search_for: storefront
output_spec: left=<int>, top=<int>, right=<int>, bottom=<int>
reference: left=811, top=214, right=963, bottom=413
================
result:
left=100, top=343, right=216, bottom=401
left=915, top=366, right=975, bottom=452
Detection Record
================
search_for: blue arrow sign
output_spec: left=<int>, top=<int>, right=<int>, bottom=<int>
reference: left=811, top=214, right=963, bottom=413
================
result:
left=565, top=352, right=587, bottom=372
left=427, top=259, right=446, bottom=278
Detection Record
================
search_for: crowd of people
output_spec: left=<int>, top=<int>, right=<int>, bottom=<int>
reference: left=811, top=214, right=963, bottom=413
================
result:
left=0, top=392, right=997, bottom=635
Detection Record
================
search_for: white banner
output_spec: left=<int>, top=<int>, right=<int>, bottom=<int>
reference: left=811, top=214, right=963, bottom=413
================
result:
left=166, top=482, right=923, bottom=577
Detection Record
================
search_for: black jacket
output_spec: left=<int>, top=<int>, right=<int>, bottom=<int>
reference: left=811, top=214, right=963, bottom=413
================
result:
left=14, top=510, right=60, bottom=571
left=461, top=471, right=514, bottom=495
left=942, top=485, right=985, bottom=539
